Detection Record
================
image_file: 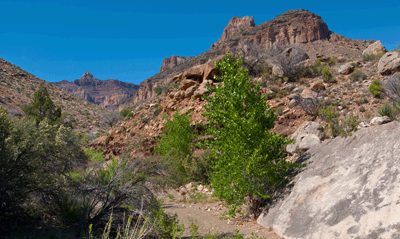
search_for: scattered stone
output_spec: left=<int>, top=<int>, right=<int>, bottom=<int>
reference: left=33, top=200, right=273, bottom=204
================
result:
left=370, top=116, right=391, bottom=125
left=287, top=122, right=323, bottom=154
left=338, top=63, right=355, bottom=75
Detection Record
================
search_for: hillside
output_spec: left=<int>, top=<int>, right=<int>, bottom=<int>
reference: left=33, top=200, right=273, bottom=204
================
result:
left=52, top=72, right=139, bottom=108
left=0, top=58, right=112, bottom=135
left=119, top=9, right=374, bottom=109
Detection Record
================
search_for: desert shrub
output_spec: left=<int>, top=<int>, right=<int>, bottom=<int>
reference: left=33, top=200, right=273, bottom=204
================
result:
left=327, top=57, right=337, bottom=66
left=152, top=104, right=162, bottom=118
left=292, top=94, right=323, bottom=120
left=203, top=53, right=300, bottom=217
left=359, top=106, right=366, bottom=112
left=311, top=59, right=325, bottom=75
left=322, top=67, right=334, bottom=83
left=369, top=79, right=384, bottom=98
left=267, top=44, right=308, bottom=82
left=119, top=109, right=131, bottom=118
left=378, top=103, right=396, bottom=119
left=362, top=53, right=385, bottom=61
left=382, top=74, right=400, bottom=103
left=154, top=85, right=169, bottom=95
left=319, top=106, right=359, bottom=137
left=350, top=70, right=367, bottom=82
left=101, top=107, right=121, bottom=127
left=126, top=112, right=134, bottom=120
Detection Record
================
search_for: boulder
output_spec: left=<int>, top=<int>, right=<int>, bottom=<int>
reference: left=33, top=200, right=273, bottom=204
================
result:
left=378, top=51, right=400, bottom=75
left=180, top=79, right=197, bottom=90
left=370, top=116, right=391, bottom=125
left=338, top=63, right=355, bottom=75
left=184, top=85, right=198, bottom=98
left=193, top=86, right=210, bottom=99
left=310, top=82, right=325, bottom=92
left=287, top=122, right=323, bottom=154
left=182, top=65, right=204, bottom=81
left=362, top=40, right=387, bottom=56
left=272, top=65, right=284, bottom=77
left=258, top=121, right=400, bottom=239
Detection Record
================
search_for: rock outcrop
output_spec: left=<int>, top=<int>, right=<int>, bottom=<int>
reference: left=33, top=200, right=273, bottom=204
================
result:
left=378, top=51, right=400, bottom=75
left=219, top=16, right=255, bottom=42
left=258, top=121, right=400, bottom=239
left=286, top=121, right=323, bottom=154
left=159, top=55, right=192, bottom=73
left=213, top=10, right=329, bottom=49
left=362, top=40, right=387, bottom=56
left=53, top=72, right=139, bottom=108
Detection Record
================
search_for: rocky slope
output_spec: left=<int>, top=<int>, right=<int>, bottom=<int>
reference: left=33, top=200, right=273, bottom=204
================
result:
left=53, top=72, right=139, bottom=108
left=122, top=9, right=373, bottom=109
left=0, top=58, right=111, bottom=134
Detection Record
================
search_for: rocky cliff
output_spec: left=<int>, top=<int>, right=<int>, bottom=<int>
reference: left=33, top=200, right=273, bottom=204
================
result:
left=124, top=9, right=373, bottom=108
left=53, top=72, right=139, bottom=108
left=159, top=55, right=193, bottom=73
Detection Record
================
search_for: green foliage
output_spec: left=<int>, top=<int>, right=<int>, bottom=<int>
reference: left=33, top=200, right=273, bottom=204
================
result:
left=23, top=85, right=62, bottom=125
left=126, top=112, right=134, bottom=120
left=203, top=53, right=297, bottom=216
left=0, top=106, right=88, bottom=219
left=350, top=70, right=367, bottom=82
left=154, top=85, right=169, bottom=95
left=322, top=67, right=334, bottom=83
left=154, top=112, right=211, bottom=185
left=378, top=103, right=396, bottom=119
left=370, top=79, right=384, bottom=98
left=85, top=147, right=104, bottom=163
left=311, top=59, right=324, bottom=75
left=327, top=57, right=337, bottom=66
left=362, top=53, right=385, bottom=61
left=155, top=112, right=195, bottom=159
left=319, top=106, right=359, bottom=137
left=119, top=109, right=131, bottom=118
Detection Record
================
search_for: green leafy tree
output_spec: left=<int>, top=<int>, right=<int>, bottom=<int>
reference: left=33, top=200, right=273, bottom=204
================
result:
left=203, top=53, right=297, bottom=216
left=155, top=112, right=195, bottom=159
left=23, top=85, right=61, bottom=124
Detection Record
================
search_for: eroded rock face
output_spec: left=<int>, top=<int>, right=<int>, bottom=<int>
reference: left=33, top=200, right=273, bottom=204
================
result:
left=159, top=55, right=192, bottom=73
left=220, top=16, right=255, bottom=42
left=214, top=10, right=329, bottom=48
left=53, top=72, right=139, bottom=108
left=258, top=121, right=400, bottom=239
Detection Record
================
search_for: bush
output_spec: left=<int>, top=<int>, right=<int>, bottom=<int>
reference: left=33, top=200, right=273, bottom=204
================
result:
left=322, top=67, right=334, bottom=83
left=22, top=85, right=62, bottom=125
left=319, top=106, right=359, bottom=137
left=370, top=79, right=384, bottom=98
left=382, top=74, right=400, bottom=103
left=378, top=103, right=396, bottom=119
left=154, top=85, right=169, bottom=95
left=362, top=53, right=385, bottom=61
left=350, top=71, right=367, bottom=82
left=203, top=53, right=300, bottom=217
left=119, top=109, right=131, bottom=118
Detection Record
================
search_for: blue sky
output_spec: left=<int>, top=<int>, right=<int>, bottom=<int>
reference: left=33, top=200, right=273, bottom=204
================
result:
left=1, top=0, right=399, bottom=84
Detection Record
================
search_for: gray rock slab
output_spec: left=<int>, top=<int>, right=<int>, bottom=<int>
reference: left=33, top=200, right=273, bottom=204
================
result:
left=258, top=121, right=400, bottom=239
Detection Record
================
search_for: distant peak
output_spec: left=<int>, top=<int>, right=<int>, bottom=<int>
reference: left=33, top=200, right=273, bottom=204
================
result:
left=81, top=71, right=94, bottom=80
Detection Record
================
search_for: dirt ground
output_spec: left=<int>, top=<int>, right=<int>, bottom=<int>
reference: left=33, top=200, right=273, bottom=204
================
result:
left=158, top=189, right=281, bottom=239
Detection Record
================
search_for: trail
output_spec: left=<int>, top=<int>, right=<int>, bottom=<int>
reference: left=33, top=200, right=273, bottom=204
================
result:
left=159, top=190, right=281, bottom=239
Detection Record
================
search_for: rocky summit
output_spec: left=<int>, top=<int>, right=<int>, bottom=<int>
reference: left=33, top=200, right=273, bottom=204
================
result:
left=124, top=9, right=372, bottom=108
left=53, top=72, right=139, bottom=108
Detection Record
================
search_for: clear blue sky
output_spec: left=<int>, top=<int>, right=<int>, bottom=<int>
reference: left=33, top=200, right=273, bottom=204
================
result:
left=1, top=0, right=399, bottom=84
